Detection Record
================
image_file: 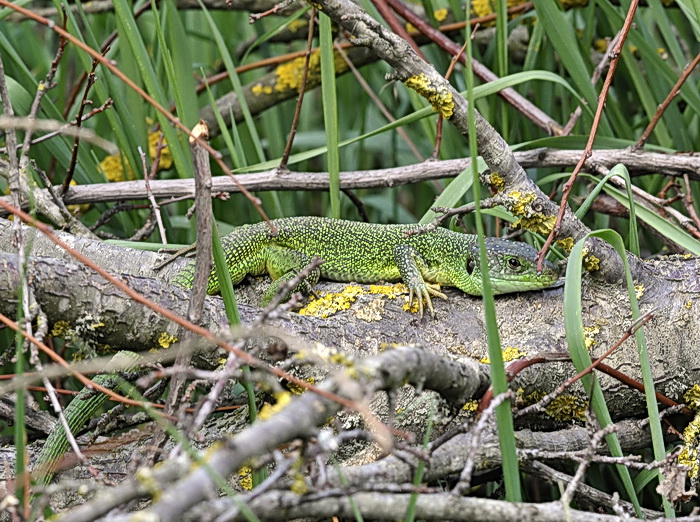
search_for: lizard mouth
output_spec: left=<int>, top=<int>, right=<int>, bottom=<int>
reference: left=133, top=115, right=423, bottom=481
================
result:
left=490, top=263, right=560, bottom=294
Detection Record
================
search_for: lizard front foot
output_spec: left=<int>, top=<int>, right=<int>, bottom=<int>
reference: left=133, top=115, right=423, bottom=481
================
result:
left=408, top=282, right=447, bottom=319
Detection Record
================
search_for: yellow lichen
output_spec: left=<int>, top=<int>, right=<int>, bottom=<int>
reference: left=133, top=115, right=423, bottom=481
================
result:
left=66, top=180, right=91, bottom=215
left=593, top=38, right=608, bottom=53
left=514, top=214, right=556, bottom=236
left=148, top=132, right=173, bottom=170
left=275, top=50, right=347, bottom=93
left=100, top=131, right=172, bottom=182
left=488, top=172, right=506, bottom=193
left=287, top=377, right=315, bottom=395
left=290, top=458, right=309, bottom=495
left=462, top=400, right=479, bottom=412
left=299, top=284, right=413, bottom=319
left=299, top=285, right=364, bottom=318
left=403, top=74, right=454, bottom=119
left=520, top=389, right=544, bottom=406
left=678, top=411, right=700, bottom=479
left=582, top=252, right=601, bottom=272
left=238, top=466, right=253, bottom=491
left=251, top=83, right=274, bottom=95
left=258, top=392, right=292, bottom=420
left=556, top=237, right=575, bottom=254
left=634, top=284, right=645, bottom=300
left=287, top=19, right=308, bottom=32
left=51, top=320, right=71, bottom=337
left=583, top=325, right=600, bottom=350
left=157, top=332, right=179, bottom=349
left=135, top=467, right=162, bottom=500
left=685, top=385, right=700, bottom=410
left=99, top=153, right=132, bottom=182
left=480, top=346, right=526, bottom=364
left=519, top=389, right=587, bottom=421
left=545, top=395, right=587, bottom=421
left=507, top=190, right=537, bottom=217
left=330, top=352, right=354, bottom=366
left=472, top=0, right=525, bottom=21
left=369, top=284, right=404, bottom=298
left=406, top=9, right=448, bottom=32
left=686, top=301, right=694, bottom=309
left=434, top=8, right=449, bottom=22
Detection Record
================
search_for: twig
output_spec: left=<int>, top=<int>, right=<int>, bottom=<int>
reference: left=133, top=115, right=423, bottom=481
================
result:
left=537, top=0, right=639, bottom=271
left=279, top=8, right=316, bottom=170
left=452, top=390, right=515, bottom=495
left=0, top=99, right=114, bottom=152
left=683, top=173, right=700, bottom=230
left=0, top=116, right=117, bottom=154
left=249, top=0, right=297, bottom=22
left=159, top=121, right=214, bottom=459
left=63, top=51, right=103, bottom=194
left=636, top=51, right=700, bottom=148
left=561, top=32, right=623, bottom=136
left=138, top=147, right=167, bottom=244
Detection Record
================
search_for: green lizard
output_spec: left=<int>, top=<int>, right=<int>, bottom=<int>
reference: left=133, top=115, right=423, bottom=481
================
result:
left=173, top=217, right=560, bottom=317
left=32, top=351, right=140, bottom=491
left=31, top=218, right=557, bottom=494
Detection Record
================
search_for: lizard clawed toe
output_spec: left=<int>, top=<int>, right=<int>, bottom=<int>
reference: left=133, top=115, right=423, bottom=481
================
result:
left=409, top=283, right=446, bottom=319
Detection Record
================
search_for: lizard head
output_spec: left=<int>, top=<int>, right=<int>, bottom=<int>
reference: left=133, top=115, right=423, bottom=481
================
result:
left=458, top=238, right=560, bottom=295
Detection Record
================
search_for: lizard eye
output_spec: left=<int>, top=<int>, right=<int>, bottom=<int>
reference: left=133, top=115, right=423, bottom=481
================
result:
left=466, top=258, right=476, bottom=275
left=507, top=257, right=522, bottom=270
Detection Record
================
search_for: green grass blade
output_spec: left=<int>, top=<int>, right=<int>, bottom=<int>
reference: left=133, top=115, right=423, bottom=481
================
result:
left=575, top=164, right=639, bottom=256
left=320, top=13, right=341, bottom=218
left=211, top=221, right=265, bottom=488
left=602, top=184, right=700, bottom=255
left=196, top=0, right=266, bottom=164
left=112, top=0, right=192, bottom=179
left=565, top=230, right=656, bottom=516
left=465, top=16, right=521, bottom=502
left=14, top=287, right=27, bottom=510
left=158, top=0, right=200, bottom=128
left=496, top=0, right=509, bottom=138
left=532, top=0, right=611, bottom=135
left=212, top=223, right=240, bottom=327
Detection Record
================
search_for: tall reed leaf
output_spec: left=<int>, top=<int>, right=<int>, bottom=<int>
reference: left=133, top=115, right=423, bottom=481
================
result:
left=564, top=230, right=673, bottom=516
left=320, top=14, right=341, bottom=218
left=465, top=15, right=521, bottom=502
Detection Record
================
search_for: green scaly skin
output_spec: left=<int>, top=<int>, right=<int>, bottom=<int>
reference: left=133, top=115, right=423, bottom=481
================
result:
left=173, top=217, right=560, bottom=317
left=32, top=351, right=141, bottom=490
